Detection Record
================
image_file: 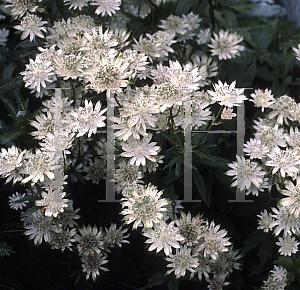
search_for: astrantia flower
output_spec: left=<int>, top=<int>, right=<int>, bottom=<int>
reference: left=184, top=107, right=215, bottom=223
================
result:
left=83, top=50, right=132, bottom=93
left=71, top=100, right=107, bottom=138
left=82, top=157, right=106, bottom=184
left=196, top=28, right=211, bottom=45
left=21, top=149, right=56, bottom=184
left=270, top=205, right=299, bottom=237
left=197, top=221, right=231, bottom=260
left=268, top=95, right=297, bottom=125
left=276, top=235, right=299, bottom=256
left=75, top=225, right=104, bottom=255
left=208, top=29, right=244, bottom=60
left=262, top=265, right=287, bottom=289
left=63, top=0, right=89, bottom=10
left=120, top=134, right=160, bottom=167
left=114, top=160, right=143, bottom=192
left=121, top=183, right=169, bottom=229
left=9, top=192, right=28, bottom=210
left=143, top=219, right=184, bottom=256
left=165, top=245, right=199, bottom=278
left=257, top=209, right=274, bottom=233
left=280, top=178, right=300, bottom=217
left=102, top=223, right=130, bottom=250
left=14, top=13, right=47, bottom=42
left=4, top=0, right=41, bottom=19
left=158, top=15, right=189, bottom=36
left=175, top=211, right=203, bottom=246
left=208, top=80, right=247, bottom=107
left=0, top=28, right=9, bottom=46
left=226, top=155, right=268, bottom=196
left=90, top=0, right=121, bottom=16
left=244, top=137, right=269, bottom=160
left=293, top=44, right=300, bottom=61
left=20, top=55, right=55, bottom=92
left=0, top=146, right=24, bottom=181
left=81, top=253, right=109, bottom=281
left=35, top=188, right=69, bottom=218
left=253, top=118, right=286, bottom=150
left=24, top=211, right=56, bottom=245
left=221, top=107, right=236, bottom=119
left=50, top=227, right=77, bottom=252
left=266, top=147, right=300, bottom=178
left=250, top=89, right=275, bottom=112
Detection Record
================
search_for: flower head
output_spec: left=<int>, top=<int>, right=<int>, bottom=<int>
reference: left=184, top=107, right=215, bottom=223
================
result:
left=208, top=80, right=247, bottom=107
left=121, top=184, right=169, bottom=229
left=14, top=13, right=47, bottom=42
left=208, top=30, right=244, bottom=60
left=143, top=219, right=184, bottom=256
left=250, top=89, right=275, bottom=112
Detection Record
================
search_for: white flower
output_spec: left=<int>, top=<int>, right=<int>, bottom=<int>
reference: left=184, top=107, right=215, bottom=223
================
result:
left=166, top=60, right=201, bottom=91
left=14, top=13, right=47, bottom=42
left=50, top=227, right=77, bottom=252
left=276, top=235, right=299, bottom=256
left=268, top=95, right=297, bottom=125
left=249, top=89, right=275, bottom=112
left=197, top=221, right=231, bottom=260
left=21, top=149, right=56, bottom=184
left=143, top=219, right=184, bottom=256
left=0, top=28, right=9, bottom=46
left=63, top=0, right=89, bottom=10
left=82, top=157, right=106, bottom=184
left=120, top=134, right=160, bottom=167
left=244, top=137, right=269, bottom=160
left=83, top=50, right=132, bottom=93
left=293, top=44, right=300, bottom=61
left=280, top=178, right=300, bottom=217
left=253, top=118, right=287, bottom=150
left=90, top=0, right=121, bottom=16
left=20, top=55, right=55, bottom=92
left=221, top=107, right=236, bottom=119
left=114, top=160, right=143, bottom=192
left=173, top=98, right=211, bottom=130
left=35, top=188, right=69, bottom=218
left=24, top=211, right=56, bottom=245
left=208, top=29, right=244, bottom=60
left=266, top=147, right=300, bottom=178
left=75, top=225, right=104, bottom=255
left=158, top=15, right=189, bottom=36
left=81, top=253, right=109, bottom=281
left=270, top=205, right=299, bottom=237
left=9, top=192, right=28, bottom=210
left=165, top=245, right=199, bottom=278
left=196, top=28, right=211, bottom=45
left=103, top=223, right=130, bottom=250
left=121, top=183, right=169, bottom=229
left=4, top=0, right=40, bottom=19
left=226, top=155, right=268, bottom=196
left=257, top=209, right=274, bottom=233
left=0, top=146, right=24, bottom=180
left=175, top=211, right=203, bottom=246
left=208, top=80, right=247, bottom=107
left=71, top=100, right=107, bottom=138
left=262, top=265, right=287, bottom=289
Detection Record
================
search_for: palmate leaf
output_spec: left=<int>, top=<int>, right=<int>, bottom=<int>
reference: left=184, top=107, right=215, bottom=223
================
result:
left=0, top=76, right=23, bottom=93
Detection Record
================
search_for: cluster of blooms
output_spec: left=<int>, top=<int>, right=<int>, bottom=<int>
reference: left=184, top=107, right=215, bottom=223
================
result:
left=225, top=82, right=300, bottom=258
left=120, top=187, right=242, bottom=285
left=261, top=265, right=287, bottom=290
left=0, top=0, right=251, bottom=284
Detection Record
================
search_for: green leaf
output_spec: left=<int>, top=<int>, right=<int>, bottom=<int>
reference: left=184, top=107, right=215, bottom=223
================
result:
left=193, top=169, right=208, bottom=206
left=21, top=206, right=39, bottom=217
left=140, top=272, right=168, bottom=290
left=167, top=278, right=178, bottom=290
left=163, top=155, right=183, bottom=171
left=274, top=256, right=295, bottom=270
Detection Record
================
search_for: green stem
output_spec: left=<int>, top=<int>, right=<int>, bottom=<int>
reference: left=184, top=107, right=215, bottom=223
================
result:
left=192, top=105, right=224, bottom=150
